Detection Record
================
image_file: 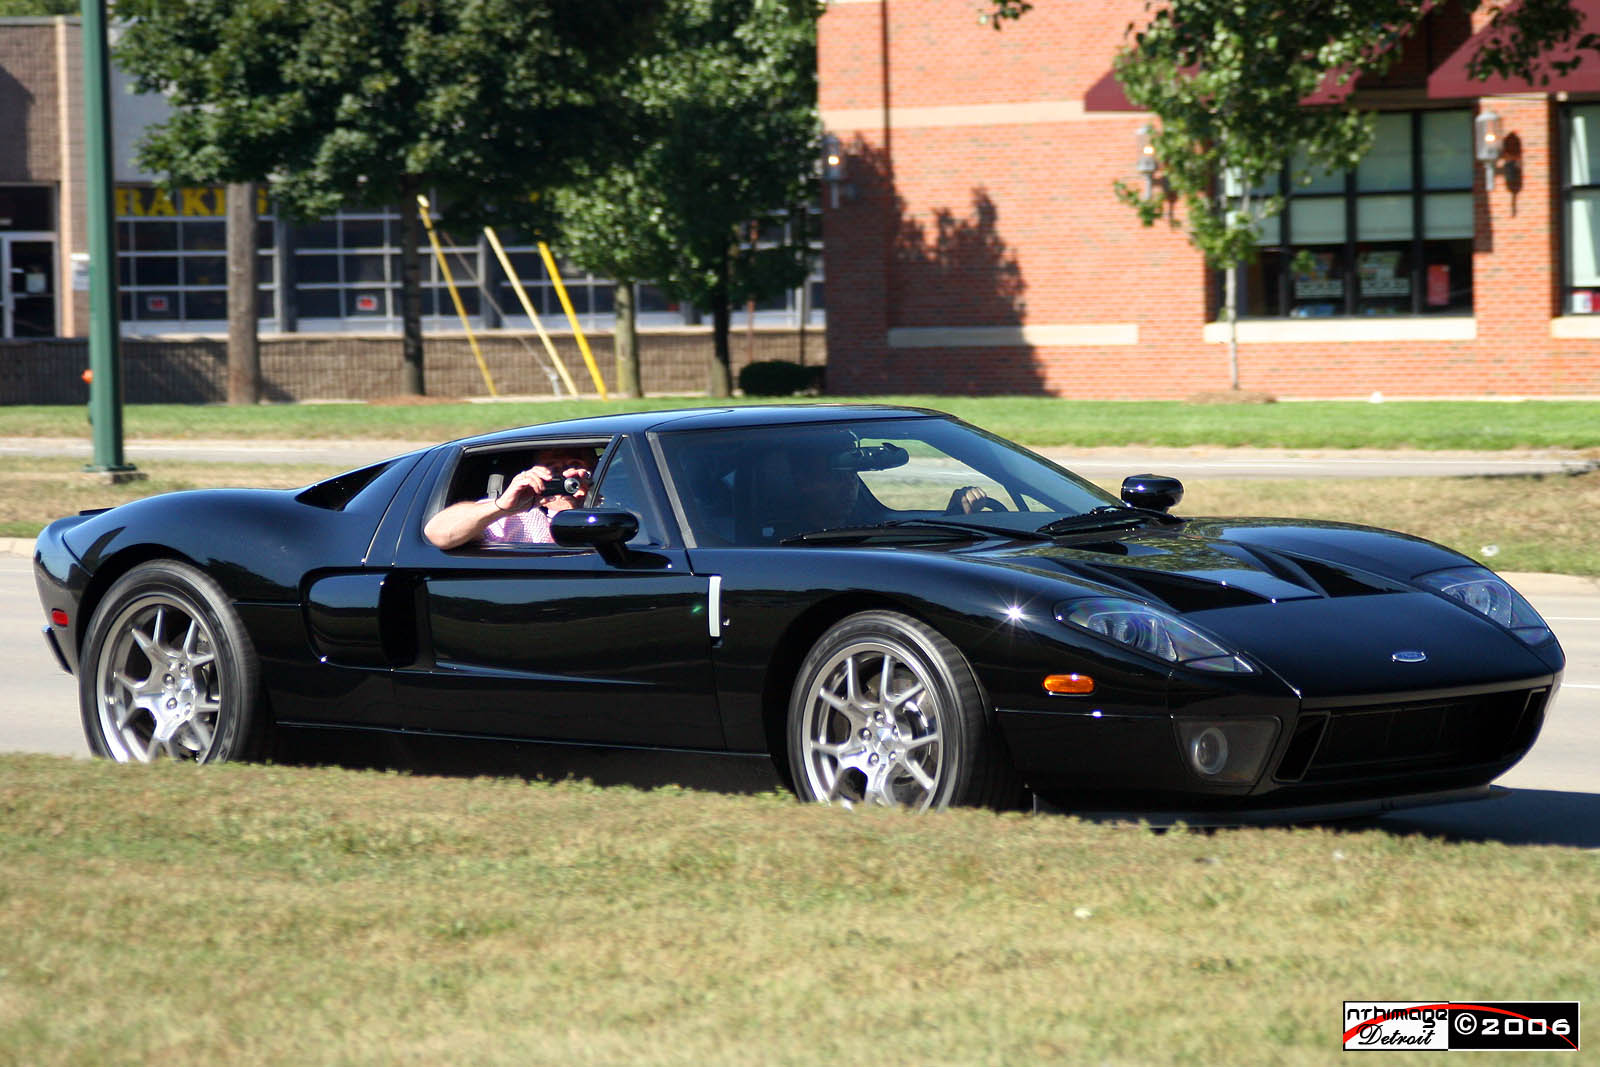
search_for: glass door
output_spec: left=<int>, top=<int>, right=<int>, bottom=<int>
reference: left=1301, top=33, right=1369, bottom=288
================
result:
left=2, top=237, right=57, bottom=337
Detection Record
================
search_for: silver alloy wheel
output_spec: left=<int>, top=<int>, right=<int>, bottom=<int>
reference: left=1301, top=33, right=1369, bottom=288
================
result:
left=93, top=592, right=223, bottom=762
left=796, top=636, right=945, bottom=809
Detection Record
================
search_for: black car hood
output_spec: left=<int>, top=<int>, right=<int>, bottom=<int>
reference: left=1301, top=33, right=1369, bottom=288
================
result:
left=964, top=516, right=1560, bottom=694
left=975, top=516, right=1454, bottom=611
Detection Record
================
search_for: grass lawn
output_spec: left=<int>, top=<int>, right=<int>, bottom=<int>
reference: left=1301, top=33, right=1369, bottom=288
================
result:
left=5, top=456, right=1597, bottom=576
left=0, top=457, right=342, bottom=538
left=0, top=755, right=1593, bottom=1065
left=1178, top=470, right=1600, bottom=578
left=3, top=396, right=1600, bottom=451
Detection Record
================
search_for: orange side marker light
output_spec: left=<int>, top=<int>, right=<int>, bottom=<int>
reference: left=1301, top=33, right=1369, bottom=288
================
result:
left=1043, top=673, right=1095, bottom=695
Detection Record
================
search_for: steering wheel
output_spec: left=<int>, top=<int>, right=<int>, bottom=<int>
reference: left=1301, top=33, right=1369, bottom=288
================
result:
left=971, top=495, right=1008, bottom=512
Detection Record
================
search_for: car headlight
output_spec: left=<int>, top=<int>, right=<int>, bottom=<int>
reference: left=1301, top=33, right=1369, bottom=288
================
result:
left=1415, top=566, right=1553, bottom=645
left=1056, top=597, right=1253, bottom=673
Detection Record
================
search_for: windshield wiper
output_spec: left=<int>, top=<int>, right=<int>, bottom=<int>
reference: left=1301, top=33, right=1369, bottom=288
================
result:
left=780, top=518, right=1040, bottom=545
left=1036, top=505, right=1178, bottom=537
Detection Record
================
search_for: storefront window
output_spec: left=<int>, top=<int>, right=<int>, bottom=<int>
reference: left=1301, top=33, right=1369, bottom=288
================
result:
left=1234, top=109, right=1474, bottom=318
left=116, top=185, right=277, bottom=330
left=114, top=187, right=824, bottom=333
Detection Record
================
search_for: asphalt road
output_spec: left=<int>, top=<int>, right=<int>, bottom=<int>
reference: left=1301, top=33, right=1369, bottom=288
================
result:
left=2, top=436, right=1596, bottom=480
left=3, top=553, right=1594, bottom=845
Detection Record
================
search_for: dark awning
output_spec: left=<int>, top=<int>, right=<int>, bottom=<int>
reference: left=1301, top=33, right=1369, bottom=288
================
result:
left=1429, top=0, right=1600, bottom=97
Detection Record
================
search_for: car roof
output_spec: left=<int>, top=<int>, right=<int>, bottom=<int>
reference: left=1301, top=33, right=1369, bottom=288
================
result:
left=448, top=403, right=951, bottom=449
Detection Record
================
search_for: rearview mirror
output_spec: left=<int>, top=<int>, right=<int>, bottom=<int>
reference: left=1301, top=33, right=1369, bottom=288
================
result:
left=829, top=443, right=910, bottom=472
left=1120, top=474, right=1184, bottom=513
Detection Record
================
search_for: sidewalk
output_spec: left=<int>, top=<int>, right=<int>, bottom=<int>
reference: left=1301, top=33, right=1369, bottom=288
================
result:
left=4, top=436, right=1596, bottom=478
left=4, top=437, right=1595, bottom=587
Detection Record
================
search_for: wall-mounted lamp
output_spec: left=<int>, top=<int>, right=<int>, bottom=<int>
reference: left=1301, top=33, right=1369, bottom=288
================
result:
left=1475, top=109, right=1504, bottom=189
left=1220, top=164, right=1245, bottom=201
left=1135, top=124, right=1158, bottom=198
left=821, top=133, right=853, bottom=208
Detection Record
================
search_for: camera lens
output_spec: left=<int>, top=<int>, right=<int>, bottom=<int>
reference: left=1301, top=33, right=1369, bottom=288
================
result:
left=561, top=475, right=586, bottom=495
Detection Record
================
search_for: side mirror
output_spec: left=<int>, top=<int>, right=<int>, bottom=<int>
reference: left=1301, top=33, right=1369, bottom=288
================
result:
left=1120, top=474, right=1184, bottom=513
left=551, top=508, right=639, bottom=564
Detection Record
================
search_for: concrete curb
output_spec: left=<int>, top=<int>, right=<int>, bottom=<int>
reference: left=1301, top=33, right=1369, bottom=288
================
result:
left=4, top=535, right=1594, bottom=594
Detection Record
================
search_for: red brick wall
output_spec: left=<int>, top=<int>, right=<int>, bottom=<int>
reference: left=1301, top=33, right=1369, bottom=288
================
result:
left=818, top=0, right=1600, bottom=398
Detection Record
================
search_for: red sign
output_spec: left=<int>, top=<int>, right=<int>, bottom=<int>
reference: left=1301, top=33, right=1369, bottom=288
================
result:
left=1426, top=264, right=1450, bottom=306
left=355, top=294, right=379, bottom=312
left=145, top=295, right=169, bottom=313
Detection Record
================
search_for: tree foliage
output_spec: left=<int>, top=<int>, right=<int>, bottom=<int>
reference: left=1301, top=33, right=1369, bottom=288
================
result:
left=552, top=0, right=820, bottom=397
left=114, top=0, right=660, bottom=393
left=117, top=0, right=656, bottom=222
left=1100, top=0, right=1599, bottom=271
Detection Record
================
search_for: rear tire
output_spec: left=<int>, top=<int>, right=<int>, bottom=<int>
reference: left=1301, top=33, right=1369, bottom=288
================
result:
left=79, top=560, right=266, bottom=763
left=787, top=610, right=1024, bottom=810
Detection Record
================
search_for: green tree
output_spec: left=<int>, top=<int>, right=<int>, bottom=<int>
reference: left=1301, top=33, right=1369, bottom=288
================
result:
left=552, top=0, right=819, bottom=398
left=1000, top=0, right=1596, bottom=388
left=115, top=0, right=659, bottom=395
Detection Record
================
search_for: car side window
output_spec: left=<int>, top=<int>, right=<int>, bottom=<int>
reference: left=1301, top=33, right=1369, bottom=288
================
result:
left=423, top=439, right=610, bottom=552
left=592, top=438, right=666, bottom=547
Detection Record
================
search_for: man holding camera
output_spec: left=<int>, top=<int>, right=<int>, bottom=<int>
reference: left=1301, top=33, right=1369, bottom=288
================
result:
left=423, top=448, right=594, bottom=549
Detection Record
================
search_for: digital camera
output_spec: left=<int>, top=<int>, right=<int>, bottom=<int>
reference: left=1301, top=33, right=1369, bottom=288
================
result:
left=547, top=473, right=588, bottom=498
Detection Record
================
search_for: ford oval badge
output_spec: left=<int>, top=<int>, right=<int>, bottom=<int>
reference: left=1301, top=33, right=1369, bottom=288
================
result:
left=1391, top=650, right=1428, bottom=663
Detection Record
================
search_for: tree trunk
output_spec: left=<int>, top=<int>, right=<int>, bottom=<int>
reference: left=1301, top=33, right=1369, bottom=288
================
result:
left=709, top=285, right=733, bottom=397
left=1224, top=262, right=1240, bottom=390
left=708, top=251, right=733, bottom=396
left=225, top=182, right=260, bottom=404
left=613, top=280, right=642, bottom=398
left=397, top=182, right=426, bottom=396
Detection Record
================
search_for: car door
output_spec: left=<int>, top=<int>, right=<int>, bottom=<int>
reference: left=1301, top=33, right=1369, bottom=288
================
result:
left=385, top=435, right=725, bottom=748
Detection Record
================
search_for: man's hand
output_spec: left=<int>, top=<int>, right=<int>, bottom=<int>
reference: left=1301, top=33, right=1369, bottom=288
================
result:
left=945, top=485, right=989, bottom=514
left=495, top=465, right=555, bottom=513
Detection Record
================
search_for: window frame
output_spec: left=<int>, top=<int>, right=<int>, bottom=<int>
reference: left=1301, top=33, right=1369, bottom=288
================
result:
left=1224, top=108, right=1475, bottom=320
left=1559, top=101, right=1600, bottom=314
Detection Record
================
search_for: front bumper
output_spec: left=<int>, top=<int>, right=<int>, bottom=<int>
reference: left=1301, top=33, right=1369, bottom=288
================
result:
left=997, top=677, right=1555, bottom=815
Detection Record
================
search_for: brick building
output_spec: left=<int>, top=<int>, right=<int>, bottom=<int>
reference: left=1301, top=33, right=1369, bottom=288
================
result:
left=817, top=0, right=1600, bottom=398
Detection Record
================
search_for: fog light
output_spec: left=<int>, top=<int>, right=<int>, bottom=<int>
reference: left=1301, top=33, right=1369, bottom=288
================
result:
left=1174, top=719, right=1280, bottom=786
left=1189, top=727, right=1228, bottom=776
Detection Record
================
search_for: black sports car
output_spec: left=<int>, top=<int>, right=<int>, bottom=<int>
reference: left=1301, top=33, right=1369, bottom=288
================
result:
left=34, top=405, right=1564, bottom=818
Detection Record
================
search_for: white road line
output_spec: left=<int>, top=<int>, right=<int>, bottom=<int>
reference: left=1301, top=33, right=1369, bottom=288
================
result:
left=1546, top=617, right=1600, bottom=622
left=1562, top=683, right=1600, bottom=690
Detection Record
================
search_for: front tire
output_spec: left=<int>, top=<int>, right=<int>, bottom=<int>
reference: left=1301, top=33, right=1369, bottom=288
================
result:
left=79, top=560, right=265, bottom=763
left=787, top=610, right=1022, bottom=810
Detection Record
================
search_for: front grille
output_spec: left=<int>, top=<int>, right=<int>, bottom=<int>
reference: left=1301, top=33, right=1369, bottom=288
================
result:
left=1274, top=688, right=1547, bottom=784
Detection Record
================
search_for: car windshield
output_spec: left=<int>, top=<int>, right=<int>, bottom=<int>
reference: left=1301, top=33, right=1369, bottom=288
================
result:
left=656, top=416, right=1123, bottom=546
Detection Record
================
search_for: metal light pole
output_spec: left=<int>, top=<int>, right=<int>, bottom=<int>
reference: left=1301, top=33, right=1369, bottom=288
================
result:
left=81, top=0, right=135, bottom=477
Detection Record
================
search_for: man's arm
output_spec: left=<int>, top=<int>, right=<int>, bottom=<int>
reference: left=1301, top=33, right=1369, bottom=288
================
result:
left=423, top=465, right=552, bottom=549
left=423, top=497, right=515, bottom=549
